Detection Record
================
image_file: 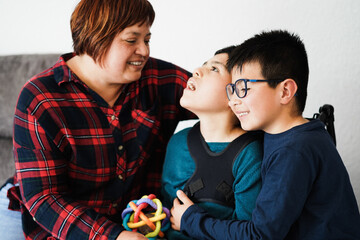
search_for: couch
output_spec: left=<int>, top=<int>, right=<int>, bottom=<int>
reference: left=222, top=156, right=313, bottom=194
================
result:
left=0, top=54, right=61, bottom=184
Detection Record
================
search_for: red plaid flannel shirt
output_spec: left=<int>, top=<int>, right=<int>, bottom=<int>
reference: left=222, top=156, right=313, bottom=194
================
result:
left=8, top=53, right=194, bottom=239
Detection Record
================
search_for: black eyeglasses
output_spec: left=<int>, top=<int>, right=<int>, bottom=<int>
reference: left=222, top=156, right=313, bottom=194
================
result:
left=226, top=78, right=285, bottom=100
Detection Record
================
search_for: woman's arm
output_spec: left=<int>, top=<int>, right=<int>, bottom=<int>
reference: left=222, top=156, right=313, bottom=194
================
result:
left=13, top=87, right=123, bottom=240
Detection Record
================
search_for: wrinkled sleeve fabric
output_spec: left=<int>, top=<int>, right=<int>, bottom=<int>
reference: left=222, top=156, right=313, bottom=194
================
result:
left=138, top=58, right=195, bottom=196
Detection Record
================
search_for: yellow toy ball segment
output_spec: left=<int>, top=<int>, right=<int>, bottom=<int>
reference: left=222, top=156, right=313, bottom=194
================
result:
left=121, top=194, right=170, bottom=239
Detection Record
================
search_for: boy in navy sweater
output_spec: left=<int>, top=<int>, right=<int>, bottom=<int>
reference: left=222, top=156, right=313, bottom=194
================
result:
left=170, top=30, right=360, bottom=239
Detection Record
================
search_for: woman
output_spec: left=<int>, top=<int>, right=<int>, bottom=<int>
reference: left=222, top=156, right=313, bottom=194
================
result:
left=0, top=0, right=194, bottom=239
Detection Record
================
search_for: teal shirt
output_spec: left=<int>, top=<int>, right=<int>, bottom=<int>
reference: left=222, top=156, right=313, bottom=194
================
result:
left=161, top=127, right=263, bottom=239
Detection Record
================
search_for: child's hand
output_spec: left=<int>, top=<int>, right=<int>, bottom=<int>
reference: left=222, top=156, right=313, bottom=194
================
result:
left=170, top=190, right=194, bottom=230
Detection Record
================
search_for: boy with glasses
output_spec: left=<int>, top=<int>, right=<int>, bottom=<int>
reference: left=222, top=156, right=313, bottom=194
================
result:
left=170, top=30, right=360, bottom=239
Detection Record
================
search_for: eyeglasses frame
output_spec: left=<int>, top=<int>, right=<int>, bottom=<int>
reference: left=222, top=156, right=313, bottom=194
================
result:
left=226, top=78, right=285, bottom=100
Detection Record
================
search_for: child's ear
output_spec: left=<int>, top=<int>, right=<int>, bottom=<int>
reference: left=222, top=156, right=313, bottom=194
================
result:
left=279, top=78, right=298, bottom=104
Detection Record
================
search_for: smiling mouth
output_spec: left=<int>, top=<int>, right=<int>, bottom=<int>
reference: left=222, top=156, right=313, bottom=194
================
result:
left=237, top=112, right=249, bottom=117
left=128, top=61, right=143, bottom=66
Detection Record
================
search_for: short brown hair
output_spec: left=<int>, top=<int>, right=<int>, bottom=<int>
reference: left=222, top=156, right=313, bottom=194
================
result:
left=71, top=0, right=155, bottom=64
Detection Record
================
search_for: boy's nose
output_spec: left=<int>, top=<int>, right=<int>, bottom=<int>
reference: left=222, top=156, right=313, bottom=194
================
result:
left=228, top=96, right=242, bottom=108
left=192, top=67, right=202, bottom=77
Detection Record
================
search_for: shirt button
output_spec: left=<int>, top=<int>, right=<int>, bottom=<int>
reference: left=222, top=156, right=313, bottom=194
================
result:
left=33, top=217, right=36, bottom=222
left=111, top=115, right=116, bottom=121
left=118, top=145, right=123, bottom=151
left=118, top=175, right=123, bottom=180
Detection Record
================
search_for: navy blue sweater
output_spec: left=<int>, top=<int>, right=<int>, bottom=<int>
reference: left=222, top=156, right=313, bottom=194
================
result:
left=181, top=120, right=360, bottom=239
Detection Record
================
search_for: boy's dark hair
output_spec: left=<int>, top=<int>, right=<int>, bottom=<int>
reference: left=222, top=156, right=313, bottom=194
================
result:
left=215, top=45, right=237, bottom=56
left=227, top=30, right=309, bottom=114
left=214, top=45, right=237, bottom=74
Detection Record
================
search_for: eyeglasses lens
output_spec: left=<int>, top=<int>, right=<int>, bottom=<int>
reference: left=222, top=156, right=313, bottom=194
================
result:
left=236, top=80, right=246, bottom=98
left=225, top=84, right=232, bottom=100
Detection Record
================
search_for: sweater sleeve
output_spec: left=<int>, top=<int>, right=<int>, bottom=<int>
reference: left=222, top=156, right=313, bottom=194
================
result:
left=232, top=140, right=262, bottom=220
left=161, top=128, right=195, bottom=208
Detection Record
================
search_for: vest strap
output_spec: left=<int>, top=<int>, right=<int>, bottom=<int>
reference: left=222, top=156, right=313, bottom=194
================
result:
left=184, top=122, right=262, bottom=207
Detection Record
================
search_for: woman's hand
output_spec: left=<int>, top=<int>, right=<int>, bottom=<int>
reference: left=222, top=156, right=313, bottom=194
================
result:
left=170, top=190, right=194, bottom=231
left=116, top=230, right=148, bottom=240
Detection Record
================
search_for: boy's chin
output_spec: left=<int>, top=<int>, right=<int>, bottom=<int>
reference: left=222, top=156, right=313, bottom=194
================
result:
left=180, top=97, right=190, bottom=109
left=239, top=122, right=255, bottom=132
left=180, top=100, right=197, bottom=116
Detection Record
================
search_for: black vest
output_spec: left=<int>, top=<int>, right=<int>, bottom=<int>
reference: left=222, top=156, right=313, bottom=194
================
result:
left=183, top=122, right=262, bottom=207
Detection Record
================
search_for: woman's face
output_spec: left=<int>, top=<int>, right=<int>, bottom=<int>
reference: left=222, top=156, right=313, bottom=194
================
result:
left=102, top=23, right=151, bottom=84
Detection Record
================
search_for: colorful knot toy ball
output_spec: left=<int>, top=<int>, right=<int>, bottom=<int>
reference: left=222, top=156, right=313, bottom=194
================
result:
left=121, top=194, right=170, bottom=239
